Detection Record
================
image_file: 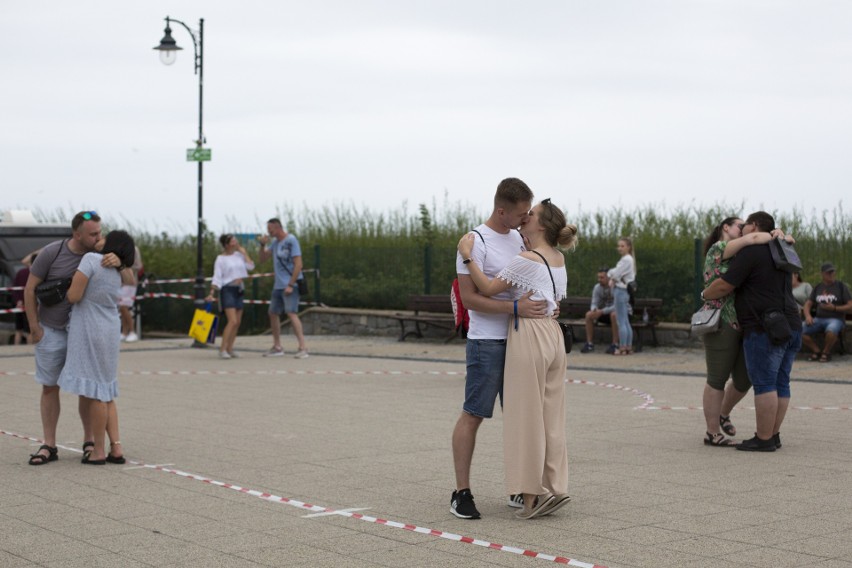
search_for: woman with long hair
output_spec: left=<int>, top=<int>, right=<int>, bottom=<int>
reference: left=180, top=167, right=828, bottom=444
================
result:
left=699, top=217, right=793, bottom=446
left=607, top=237, right=635, bottom=355
left=58, top=230, right=135, bottom=464
left=206, top=234, right=255, bottom=359
left=459, top=199, right=576, bottom=520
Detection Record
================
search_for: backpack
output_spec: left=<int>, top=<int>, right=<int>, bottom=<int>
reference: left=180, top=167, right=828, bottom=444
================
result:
left=451, top=229, right=485, bottom=338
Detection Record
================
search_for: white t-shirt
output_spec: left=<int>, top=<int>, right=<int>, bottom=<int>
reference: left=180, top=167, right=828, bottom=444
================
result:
left=456, top=224, right=526, bottom=339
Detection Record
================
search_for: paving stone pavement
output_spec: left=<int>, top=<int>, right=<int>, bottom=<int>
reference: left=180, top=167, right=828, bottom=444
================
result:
left=1, top=335, right=851, bottom=568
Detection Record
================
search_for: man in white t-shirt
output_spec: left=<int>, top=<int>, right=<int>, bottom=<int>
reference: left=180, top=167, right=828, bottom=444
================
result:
left=450, top=178, right=550, bottom=519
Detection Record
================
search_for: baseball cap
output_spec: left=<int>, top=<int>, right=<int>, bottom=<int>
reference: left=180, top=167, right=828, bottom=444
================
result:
left=821, top=262, right=836, bottom=273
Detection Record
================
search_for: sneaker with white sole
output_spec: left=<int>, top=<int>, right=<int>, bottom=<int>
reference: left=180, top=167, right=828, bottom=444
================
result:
left=228, top=351, right=240, bottom=358
left=507, top=494, right=524, bottom=508
left=263, top=347, right=284, bottom=357
left=125, top=332, right=139, bottom=343
left=294, top=350, right=309, bottom=359
left=218, top=351, right=231, bottom=359
left=450, top=489, right=481, bottom=519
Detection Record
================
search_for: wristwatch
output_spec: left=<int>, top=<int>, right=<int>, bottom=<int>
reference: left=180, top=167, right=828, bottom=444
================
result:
left=700, top=290, right=706, bottom=302
left=463, top=258, right=472, bottom=265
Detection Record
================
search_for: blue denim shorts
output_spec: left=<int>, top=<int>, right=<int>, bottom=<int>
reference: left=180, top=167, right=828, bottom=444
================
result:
left=463, top=339, right=507, bottom=418
left=220, top=285, right=244, bottom=310
left=742, top=330, right=802, bottom=397
left=34, top=325, right=68, bottom=387
left=269, top=287, right=299, bottom=315
left=803, top=317, right=845, bottom=336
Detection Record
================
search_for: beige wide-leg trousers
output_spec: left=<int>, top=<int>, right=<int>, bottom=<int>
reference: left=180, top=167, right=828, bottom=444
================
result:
left=503, top=317, right=569, bottom=496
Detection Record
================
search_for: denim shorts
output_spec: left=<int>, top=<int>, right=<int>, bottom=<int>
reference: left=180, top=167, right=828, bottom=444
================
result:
left=269, top=287, right=299, bottom=315
left=742, top=330, right=802, bottom=397
left=803, top=317, right=845, bottom=336
left=463, top=339, right=507, bottom=418
left=220, top=285, right=244, bottom=310
left=34, top=325, right=68, bottom=387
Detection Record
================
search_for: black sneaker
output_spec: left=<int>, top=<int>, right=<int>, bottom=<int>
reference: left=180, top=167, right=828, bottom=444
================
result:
left=580, top=343, right=594, bottom=353
left=450, top=489, right=481, bottom=519
left=605, top=344, right=618, bottom=354
left=507, top=494, right=524, bottom=509
left=736, top=435, right=776, bottom=452
left=773, top=432, right=782, bottom=449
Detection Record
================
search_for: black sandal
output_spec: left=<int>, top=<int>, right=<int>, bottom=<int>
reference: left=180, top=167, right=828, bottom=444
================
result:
left=809, top=352, right=821, bottom=362
left=29, top=444, right=58, bottom=466
left=81, top=454, right=106, bottom=466
left=720, top=415, right=736, bottom=437
left=81, top=441, right=95, bottom=464
left=106, top=441, right=125, bottom=464
left=819, top=352, right=832, bottom=363
left=704, top=432, right=735, bottom=447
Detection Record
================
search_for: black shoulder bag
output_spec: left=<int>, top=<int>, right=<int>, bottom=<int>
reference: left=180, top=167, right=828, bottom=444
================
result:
left=529, top=250, right=573, bottom=354
left=35, top=240, right=73, bottom=307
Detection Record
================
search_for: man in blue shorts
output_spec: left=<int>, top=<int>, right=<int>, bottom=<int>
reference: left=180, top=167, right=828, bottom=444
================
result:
left=801, top=263, right=851, bottom=362
left=450, top=178, right=549, bottom=519
left=702, top=211, right=802, bottom=452
left=258, top=218, right=309, bottom=358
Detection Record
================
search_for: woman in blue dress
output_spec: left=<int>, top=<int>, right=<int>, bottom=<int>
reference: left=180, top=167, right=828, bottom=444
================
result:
left=58, top=231, right=135, bottom=465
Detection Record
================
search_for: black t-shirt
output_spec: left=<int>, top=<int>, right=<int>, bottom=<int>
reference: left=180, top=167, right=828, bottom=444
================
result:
left=721, top=244, right=802, bottom=335
left=809, top=281, right=852, bottom=320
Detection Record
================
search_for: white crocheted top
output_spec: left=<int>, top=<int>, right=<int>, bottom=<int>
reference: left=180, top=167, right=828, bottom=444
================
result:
left=497, top=256, right=567, bottom=315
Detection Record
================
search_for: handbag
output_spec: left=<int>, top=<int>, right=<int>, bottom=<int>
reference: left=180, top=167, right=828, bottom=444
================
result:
left=188, top=303, right=219, bottom=344
left=35, top=239, right=72, bottom=306
left=690, top=307, right=721, bottom=337
left=762, top=308, right=792, bottom=346
left=296, top=278, right=309, bottom=296
left=529, top=250, right=573, bottom=354
left=769, top=238, right=803, bottom=273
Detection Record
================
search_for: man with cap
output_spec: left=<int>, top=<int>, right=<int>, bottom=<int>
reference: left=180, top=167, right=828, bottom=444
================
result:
left=802, top=263, right=852, bottom=362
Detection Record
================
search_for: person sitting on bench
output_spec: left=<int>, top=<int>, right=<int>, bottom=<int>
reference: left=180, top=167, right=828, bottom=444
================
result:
left=580, top=267, right=621, bottom=354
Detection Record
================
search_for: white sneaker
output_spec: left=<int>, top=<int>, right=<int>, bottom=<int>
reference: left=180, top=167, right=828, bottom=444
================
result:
left=263, top=347, right=284, bottom=357
left=228, top=351, right=240, bottom=358
left=125, top=332, right=139, bottom=343
left=218, top=351, right=231, bottom=359
left=120, top=334, right=127, bottom=342
left=294, top=350, right=309, bottom=359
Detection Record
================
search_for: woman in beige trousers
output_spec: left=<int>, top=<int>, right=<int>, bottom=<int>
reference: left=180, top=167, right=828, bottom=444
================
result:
left=458, top=199, right=577, bottom=519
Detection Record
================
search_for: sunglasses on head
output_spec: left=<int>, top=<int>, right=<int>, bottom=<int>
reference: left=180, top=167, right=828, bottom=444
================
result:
left=81, top=211, right=98, bottom=220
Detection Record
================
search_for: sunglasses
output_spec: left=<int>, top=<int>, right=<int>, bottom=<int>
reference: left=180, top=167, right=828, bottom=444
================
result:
left=81, top=211, right=98, bottom=220
left=540, top=198, right=553, bottom=221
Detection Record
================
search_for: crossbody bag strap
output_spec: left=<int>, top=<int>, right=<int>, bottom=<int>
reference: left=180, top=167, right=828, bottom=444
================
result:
left=529, top=250, right=557, bottom=298
left=46, top=239, right=67, bottom=278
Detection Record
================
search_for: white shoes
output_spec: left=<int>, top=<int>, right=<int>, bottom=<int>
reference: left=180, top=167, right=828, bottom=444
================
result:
left=263, top=347, right=284, bottom=357
left=218, top=351, right=231, bottom=359
left=125, top=332, right=139, bottom=343
left=294, top=350, right=309, bottom=359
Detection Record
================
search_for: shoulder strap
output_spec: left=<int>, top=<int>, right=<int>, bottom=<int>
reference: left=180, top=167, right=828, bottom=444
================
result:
left=529, top=250, right=557, bottom=298
left=470, top=229, right=486, bottom=263
left=46, top=239, right=67, bottom=271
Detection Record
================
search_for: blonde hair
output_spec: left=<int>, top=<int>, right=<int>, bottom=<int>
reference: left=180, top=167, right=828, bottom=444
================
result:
left=540, top=199, right=578, bottom=251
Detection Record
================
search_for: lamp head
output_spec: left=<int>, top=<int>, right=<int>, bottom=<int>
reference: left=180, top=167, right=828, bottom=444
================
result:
left=153, top=18, right=183, bottom=65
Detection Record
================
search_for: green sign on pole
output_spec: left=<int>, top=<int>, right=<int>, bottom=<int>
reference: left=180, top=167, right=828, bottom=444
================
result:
left=186, top=148, right=212, bottom=162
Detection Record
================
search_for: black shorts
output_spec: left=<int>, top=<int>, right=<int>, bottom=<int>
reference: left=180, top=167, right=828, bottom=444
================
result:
left=15, top=312, right=30, bottom=333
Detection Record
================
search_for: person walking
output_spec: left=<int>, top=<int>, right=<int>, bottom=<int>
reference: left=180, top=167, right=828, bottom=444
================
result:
left=459, top=198, right=576, bottom=519
left=607, top=237, right=636, bottom=355
left=207, top=234, right=255, bottom=359
left=450, top=178, right=549, bottom=520
left=258, top=218, right=309, bottom=358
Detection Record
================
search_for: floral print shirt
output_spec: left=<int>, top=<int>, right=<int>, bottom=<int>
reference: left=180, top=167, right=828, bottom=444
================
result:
left=703, top=241, right=739, bottom=328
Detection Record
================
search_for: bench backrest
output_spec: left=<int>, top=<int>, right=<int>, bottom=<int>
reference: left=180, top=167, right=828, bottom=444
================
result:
left=407, top=295, right=454, bottom=314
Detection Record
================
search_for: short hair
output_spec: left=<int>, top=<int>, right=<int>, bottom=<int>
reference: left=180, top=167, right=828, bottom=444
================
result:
left=597, top=266, right=609, bottom=273
left=745, top=211, right=775, bottom=232
left=219, top=233, right=234, bottom=248
left=494, top=178, right=533, bottom=209
left=101, top=230, right=135, bottom=269
left=72, top=211, right=101, bottom=231
left=267, top=218, right=283, bottom=227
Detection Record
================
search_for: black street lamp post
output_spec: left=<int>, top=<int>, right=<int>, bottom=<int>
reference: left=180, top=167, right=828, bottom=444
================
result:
left=153, top=16, right=207, bottom=310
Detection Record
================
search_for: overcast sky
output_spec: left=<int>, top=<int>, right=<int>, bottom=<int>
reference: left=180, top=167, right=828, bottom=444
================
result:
left=2, top=1, right=850, bottom=233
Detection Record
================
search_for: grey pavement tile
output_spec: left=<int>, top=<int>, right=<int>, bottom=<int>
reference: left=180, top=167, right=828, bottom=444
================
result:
left=43, top=553, right=152, bottom=568
left=311, top=532, right=413, bottom=555
left=810, top=561, right=852, bottom=568
left=775, top=530, right=852, bottom=559
left=263, top=520, right=359, bottom=543
left=602, top=525, right=693, bottom=546
left=717, top=545, right=828, bottom=567
left=0, top=550, right=36, bottom=567
left=352, top=544, right=501, bottom=568
left=233, top=544, right=333, bottom=566
left=657, top=534, right=758, bottom=558
left=159, top=555, right=266, bottom=568
left=596, top=542, right=710, bottom=568
left=197, top=531, right=295, bottom=554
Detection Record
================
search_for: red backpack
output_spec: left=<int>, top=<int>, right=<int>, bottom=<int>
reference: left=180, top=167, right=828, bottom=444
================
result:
left=451, top=230, right=484, bottom=338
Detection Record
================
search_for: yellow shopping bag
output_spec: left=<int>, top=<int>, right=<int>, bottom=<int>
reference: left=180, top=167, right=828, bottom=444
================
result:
left=188, top=306, right=218, bottom=344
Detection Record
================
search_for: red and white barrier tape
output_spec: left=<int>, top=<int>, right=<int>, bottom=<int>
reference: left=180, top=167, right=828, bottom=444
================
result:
left=0, top=307, right=23, bottom=314
left=0, top=428, right=606, bottom=568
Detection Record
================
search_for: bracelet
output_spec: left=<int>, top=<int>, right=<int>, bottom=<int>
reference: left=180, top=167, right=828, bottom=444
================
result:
left=513, top=300, right=519, bottom=331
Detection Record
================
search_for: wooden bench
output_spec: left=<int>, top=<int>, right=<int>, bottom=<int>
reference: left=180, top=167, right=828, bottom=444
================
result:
left=557, top=296, right=663, bottom=351
left=392, top=295, right=458, bottom=342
